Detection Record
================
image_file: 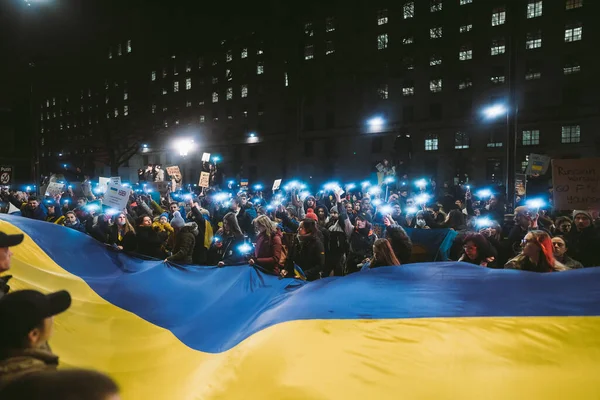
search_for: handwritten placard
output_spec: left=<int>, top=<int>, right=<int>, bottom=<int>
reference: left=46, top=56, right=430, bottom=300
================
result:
left=552, top=158, right=600, bottom=210
left=199, top=172, right=210, bottom=188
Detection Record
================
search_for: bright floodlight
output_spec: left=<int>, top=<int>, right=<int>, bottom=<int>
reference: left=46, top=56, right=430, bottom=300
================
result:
left=526, top=198, right=546, bottom=209
left=384, top=176, right=395, bottom=184
left=249, top=132, right=256, bottom=138
left=476, top=189, right=493, bottom=198
left=173, top=138, right=196, bottom=156
left=483, top=104, right=507, bottom=119
left=415, top=179, right=427, bottom=189
left=367, top=116, right=385, bottom=129
left=415, top=194, right=430, bottom=205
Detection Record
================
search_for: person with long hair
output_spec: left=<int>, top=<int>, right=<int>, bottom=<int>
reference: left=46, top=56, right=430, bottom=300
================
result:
left=383, top=217, right=412, bottom=265
left=361, top=239, right=400, bottom=271
left=249, top=215, right=283, bottom=273
left=285, top=219, right=325, bottom=281
left=208, top=212, right=245, bottom=267
left=107, top=212, right=136, bottom=251
left=504, top=230, right=568, bottom=272
left=458, top=233, right=497, bottom=267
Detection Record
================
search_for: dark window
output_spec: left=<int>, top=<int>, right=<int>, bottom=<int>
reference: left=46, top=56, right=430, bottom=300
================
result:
left=326, top=112, right=335, bottom=128
left=458, top=98, right=472, bottom=117
left=371, top=137, right=383, bottom=153
left=326, top=138, right=337, bottom=158
left=234, top=145, right=242, bottom=160
left=142, top=155, right=149, bottom=165
left=304, top=140, right=314, bottom=157
left=486, top=158, right=503, bottom=183
left=304, top=115, right=314, bottom=131
left=249, top=146, right=258, bottom=158
left=403, top=105, right=414, bottom=123
left=249, top=166, right=258, bottom=182
left=429, top=103, right=442, bottom=120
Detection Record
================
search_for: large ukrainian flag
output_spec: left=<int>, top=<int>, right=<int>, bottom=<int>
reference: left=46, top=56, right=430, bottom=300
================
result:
left=1, top=214, right=599, bottom=400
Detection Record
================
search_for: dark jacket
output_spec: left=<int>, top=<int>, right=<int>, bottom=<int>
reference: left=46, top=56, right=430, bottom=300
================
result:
left=208, top=233, right=245, bottom=266
left=385, top=224, right=413, bottom=265
left=188, top=207, right=208, bottom=264
left=346, top=226, right=377, bottom=274
left=106, top=225, right=137, bottom=252
left=236, top=208, right=255, bottom=240
left=136, top=225, right=167, bottom=259
left=567, top=226, right=600, bottom=268
left=0, top=348, right=59, bottom=390
left=63, top=219, right=87, bottom=234
left=167, top=226, right=196, bottom=264
left=288, top=234, right=325, bottom=281
left=253, top=231, right=283, bottom=272
left=21, top=205, right=47, bottom=221
left=0, top=276, right=11, bottom=300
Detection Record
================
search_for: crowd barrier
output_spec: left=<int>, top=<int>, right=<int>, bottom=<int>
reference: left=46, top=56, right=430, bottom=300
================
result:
left=1, top=214, right=599, bottom=400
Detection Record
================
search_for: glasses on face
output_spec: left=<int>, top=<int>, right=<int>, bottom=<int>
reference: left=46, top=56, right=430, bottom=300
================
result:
left=521, top=238, right=537, bottom=245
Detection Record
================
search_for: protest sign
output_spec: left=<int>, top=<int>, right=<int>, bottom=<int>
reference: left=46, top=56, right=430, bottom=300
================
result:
left=0, top=166, right=14, bottom=185
left=199, top=172, right=210, bottom=188
left=515, top=174, right=527, bottom=197
left=166, top=166, right=181, bottom=179
left=552, top=158, right=600, bottom=210
left=202, top=153, right=211, bottom=162
left=272, top=179, right=282, bottom=191
left=110, top=177, right=122, bottom=186
left=104, top=184, right=132, bottom=211
left=99, top=177, right=110, bottom=188
left=240, top=179, right=248, bottom=191
left=45, top=182, right=65, bottom=197
left=525, top=154, right=551, bottom=176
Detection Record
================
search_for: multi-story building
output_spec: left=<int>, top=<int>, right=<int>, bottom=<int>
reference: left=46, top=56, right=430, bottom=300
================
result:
left=36, top=0, right=598, bottom=189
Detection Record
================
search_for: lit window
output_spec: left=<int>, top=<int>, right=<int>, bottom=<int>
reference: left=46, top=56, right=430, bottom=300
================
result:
left=430, top=55, right=442, bottom=66
left=226, top=50, right=233, bottom=62
left=186, top=78, right=192, bottom=90
left=105, top=94, right=109, bottom=104
left=403, top=2, right=415, bottom=18
left=241, top=84, right=248, bottom=98
left=212, top=76, right=218, bottom=84
left=458, top=77, right=472, bottom=90
left=60, top=122, right=63, bottom=130
left=127, top=39, right=132, bottom=53
left=425, top=134, right=439, bottom=150
left=326, top=17, right=335, bottom=32
left=402, top=85, right=414, bottom=96
left=487, top=132, right=503, bottom=147
left=173, top=64, right=178, bottom=75
left=164, top=120, right=168, bottom=128
left=200, top=115, right=205, bottom=123
left=226, top=87, right=233, bottom=100
left=326, top=40, right=335, bottom=55
left=430, top=0, right=442, bottom=12
left=124, top=105, right=129, bottom=116
left=173, top=81, right=179, bottom=92
left=563, top=61, right=581, bottom=75
left=525, top=69, right=541, bottom=80
left=522, top=130, right=540, bottom=145
left=212, top=92, right=219, bottom=103
left=377, top=9, right=388, bottom=25
left=186, top=101, right=192, bottom=107
left=123, top=90, right=128, bottom=100
left=257, top=62, right=264, bottom=75
left=491, top=38, right=506, bottom=55
left=403, top=36, right=414, bottom=45
left=566, top=0, right=583, bottom=10
left=305, top=22, right=314, bottom=36
left=490, top=75, right=506, bottom=84
left=564, top=23, right=582, bottom=42
left=430, top=27, right=442, bottom=39
left=162, top=107, right=167, bottom=112
left=304, top=44, right=314, bottom=60
left=212, top=59, right=218, bottom=66
left=561, top=125, right=580, bottom=143
left=241, top=48, right=248, bottom=58
left=226, top=69, right=232, bottom=81
left=460, top=24, right=473, bottom=33
left=377, top=33, right=388, bottom=50
left=198, top=57, right=204, bottom=68
left=117, top=44, right=122, bottom=56
left=199, top=101, right=205, bottom=105
left=108, top=47, right=112, bottom=59
left=258, top=46, right=264, bottom=55
left=527, top=1, right=543, bottom=18
left=114, top=108, right=119, bottom=117
left=151, top=71, right=156, bottom=81
left=454, top=132, right=470, bottom=149
left=285, top=72, right=289, bottom=87
left=162, top=88, right=167, bottom=95
left=526, top=31, right=542, bottom=49
left=88, top=89, right=91, bottom=97
left=378, top=84, right=389, bottom=99
left=430, top=78, right=442, bottom=93
left=459, top=45, right=472, bottom=60
left=492, top=7, right=506, bottom=26
left=152, top=104, right=156, bottom=114
left=460, top=0, right=472, bottom=4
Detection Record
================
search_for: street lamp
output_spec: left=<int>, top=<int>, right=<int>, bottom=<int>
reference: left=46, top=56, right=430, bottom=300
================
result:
left=173, top=138, right=196, bottom=157
left=483, top=104, right=507, bottom=119
left=367, top=116, right=385, bottom=130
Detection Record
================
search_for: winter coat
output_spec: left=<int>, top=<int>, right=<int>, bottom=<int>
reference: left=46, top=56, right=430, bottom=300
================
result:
left=346, top=226, right=377, bottom=274
left=208, top=232, right=245, bottom=266
left=20, top=205, right=47, bottom=221
left=567, top=226, right=600, bottom=267
left=0, top=348, right=59, bottom=390
left=288, top=234, right=325, bottom=281
left=253, top=231, right=283, bottom=272
left=504, top=255, right=568, bottom=273
left=385, top=224, right=413, bottom=265
left=187, top=207, right=212, bottom=264
left=107, top=225, right=137, bottom=252
left=555, top=254, right=584, bottom=270
left=63, top=219, right=87, bottom=234
left=166, top=226, right=196, bottom=264
left=236, top=208, right=255, bottom=240
left=136, top=225, right=168, bottom=259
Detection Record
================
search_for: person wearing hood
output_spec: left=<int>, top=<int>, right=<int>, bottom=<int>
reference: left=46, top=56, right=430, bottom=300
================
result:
left=315, top=205, right=329, bottom=228
left=303, top=195, right=318, bottom=214
left=107, top=212, right=136, bottom=251
left=324, top=192, right=354, bottom=276
left=567, top=210, right=600, bottom=267
left=208, top=212, right=246, bottom=267
left=248, top=215, right=283, bottom=273
left=346, top=211, right=377, bottom=275
left=61, top=211, right=87, bottom=234
left=136, top=215, right=168, bottom=259
left=165, top=211, right=195, bottom=264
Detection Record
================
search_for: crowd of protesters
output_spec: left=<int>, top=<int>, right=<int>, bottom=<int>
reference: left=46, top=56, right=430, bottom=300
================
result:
left=0, top=162, right=599, bottom=396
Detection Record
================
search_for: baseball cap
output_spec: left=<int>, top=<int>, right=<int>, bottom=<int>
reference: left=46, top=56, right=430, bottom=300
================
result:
left=0, top=290, right=71, bottom=343
left=0, top=232, right=24, bottom=248
left=356, top=211, right=373, bottom=223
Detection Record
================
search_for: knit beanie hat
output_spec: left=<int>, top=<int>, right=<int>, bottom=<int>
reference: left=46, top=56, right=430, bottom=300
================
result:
left=160, top=212, right=170, bottom=220
left=330, top=206, right=339, bottom=214
left=573, top=210, right=593, bottom=221
left=170, top=211, right=185, bottom=229
left=305, top=208, right=318, bottom=222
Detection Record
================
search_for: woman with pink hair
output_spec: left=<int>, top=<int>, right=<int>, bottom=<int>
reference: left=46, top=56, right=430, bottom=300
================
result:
left=504, top=230, right=568, bottom=272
